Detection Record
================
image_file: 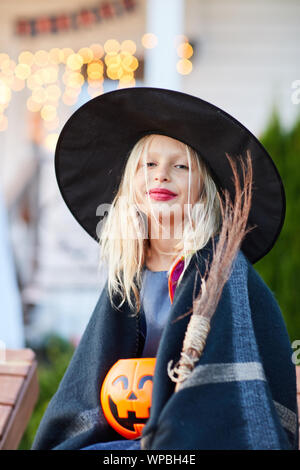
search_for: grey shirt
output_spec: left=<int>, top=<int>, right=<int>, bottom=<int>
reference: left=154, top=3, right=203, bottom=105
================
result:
left=140, top=267, right=172, bottom=358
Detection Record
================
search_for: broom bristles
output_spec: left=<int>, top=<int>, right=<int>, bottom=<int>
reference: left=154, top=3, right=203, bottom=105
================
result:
left=167, top=151, right=256, bottom=391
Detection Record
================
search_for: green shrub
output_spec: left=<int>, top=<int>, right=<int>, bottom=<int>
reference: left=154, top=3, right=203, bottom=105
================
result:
left=18, top=335, right=75, bottom=450
left=255, top=108, right=300, bottom=343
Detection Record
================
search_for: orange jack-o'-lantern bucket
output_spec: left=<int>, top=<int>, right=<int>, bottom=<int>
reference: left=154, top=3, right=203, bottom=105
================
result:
left=100, top=358, right=156, bottom=439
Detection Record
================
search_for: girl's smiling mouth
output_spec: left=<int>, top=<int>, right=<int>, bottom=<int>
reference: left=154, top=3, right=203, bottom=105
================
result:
left=147, top=188, right=178, bottom=201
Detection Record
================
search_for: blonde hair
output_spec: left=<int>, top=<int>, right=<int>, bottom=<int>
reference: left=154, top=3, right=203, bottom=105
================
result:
left=98, top=134, right=222, bottom=314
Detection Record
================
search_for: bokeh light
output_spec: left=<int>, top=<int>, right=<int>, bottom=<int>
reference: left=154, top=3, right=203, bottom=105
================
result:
left=45, top=85, right=61, bottom=102
left=40, top=66, right=59, bottom=84
left=106, top=65, right=123, bottom=80
left=121, top=40, right=136, bottom=55
left=176, top=58, right=193, bottom=75
left=0, top=75, right=13, bottom=87
left=49, top=48, right=64, bottom=64
left=18, top=51, right=34, bottom=66
left=0, top=55, right=11, bottom=70
left=64, top=87, right=81, bottom=99
left=27, top=73, right=44, bottom=90
left=62, top=92, right=78, bottom=106
left=0, top=114, right=8, bottom=132
left=15, top=63, right=31, bottom=80
left=62, top=48, right=74, bottom=63
left=11, top=77, right=25, bottom=92
left=0, top=53, right=10, bottom=66
left=87, top=61, right=104, bottom=80
left=34, top=50, right=49, bottom=67
left=26, top=97, right=42, bottom=112
left=32, top=87, right=47, bottom=104
left=87, top=78, right=104, bottom=89
left=177, top=42, right=193, bottom=59
left=0, top=81, right=12, bottom=105
left=78, top=47, right=94, bottom=64
left=0, top=40, right=143, bottom=134
left=119, top=73, right=134, bottom=84
left=41, top=104, right=57, bottom=121
left=1, top=59, right=16, bottom=76
left=104, top=54, right=121, bottom=67
left=89, top=43, right=104, bottom=59
left=65, top=71, right=85, bottom=88
left=104, top=39, right=120, bottom=54
left=122, top=55, right=138, bottom=73
left=142, top=33, right=158, bottom=49
left=44, top=116, right=60, bottom=131
left=66, top=53, right=83, bottom=71
left=118, top=77, right=135, bottom=89
left=44, top=133, right=59, bottom=151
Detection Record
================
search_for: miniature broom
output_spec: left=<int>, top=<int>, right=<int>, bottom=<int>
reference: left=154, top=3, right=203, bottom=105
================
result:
left=167, top=151, right=255, bottom=392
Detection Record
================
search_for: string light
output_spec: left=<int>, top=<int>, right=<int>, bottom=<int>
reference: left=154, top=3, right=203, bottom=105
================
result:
left=0, top=34, right=193, bottom=134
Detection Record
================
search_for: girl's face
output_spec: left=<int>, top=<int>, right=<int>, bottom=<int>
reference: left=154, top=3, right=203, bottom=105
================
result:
left=134, top=134, right=201, bottom=230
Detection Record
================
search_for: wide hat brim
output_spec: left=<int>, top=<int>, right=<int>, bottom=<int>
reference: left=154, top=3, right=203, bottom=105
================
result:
left=55, top=86, right=285, bottom=264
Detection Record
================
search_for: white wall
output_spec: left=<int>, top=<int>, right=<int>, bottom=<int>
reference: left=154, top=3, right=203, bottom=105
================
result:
left=183, top=0, right=300, bottom=135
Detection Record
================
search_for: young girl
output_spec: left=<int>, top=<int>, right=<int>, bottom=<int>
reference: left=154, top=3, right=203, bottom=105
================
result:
left=32, top=87, right=298, bottom=450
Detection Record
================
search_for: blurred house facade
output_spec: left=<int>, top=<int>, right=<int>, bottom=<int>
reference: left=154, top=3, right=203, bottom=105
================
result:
left=0, top=0, right=299, bottom=346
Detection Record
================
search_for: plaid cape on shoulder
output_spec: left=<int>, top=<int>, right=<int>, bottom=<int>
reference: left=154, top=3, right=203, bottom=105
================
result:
left=32, top=241, right=298, bottom=450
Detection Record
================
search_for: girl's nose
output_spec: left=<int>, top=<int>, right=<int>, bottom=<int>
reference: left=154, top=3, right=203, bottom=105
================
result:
left=154, top=167, right=170, bottom=182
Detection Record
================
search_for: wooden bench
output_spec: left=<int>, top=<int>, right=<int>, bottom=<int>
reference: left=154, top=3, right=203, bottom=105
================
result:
left=0, top=348, right=39, bottom=450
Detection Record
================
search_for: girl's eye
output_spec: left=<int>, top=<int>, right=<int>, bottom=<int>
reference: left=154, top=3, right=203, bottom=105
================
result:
left=143, top=162, right=188, bottom=169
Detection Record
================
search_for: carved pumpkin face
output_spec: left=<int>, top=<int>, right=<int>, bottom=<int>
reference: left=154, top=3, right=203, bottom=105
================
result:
left=100, top=358, right=156, bottom=439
